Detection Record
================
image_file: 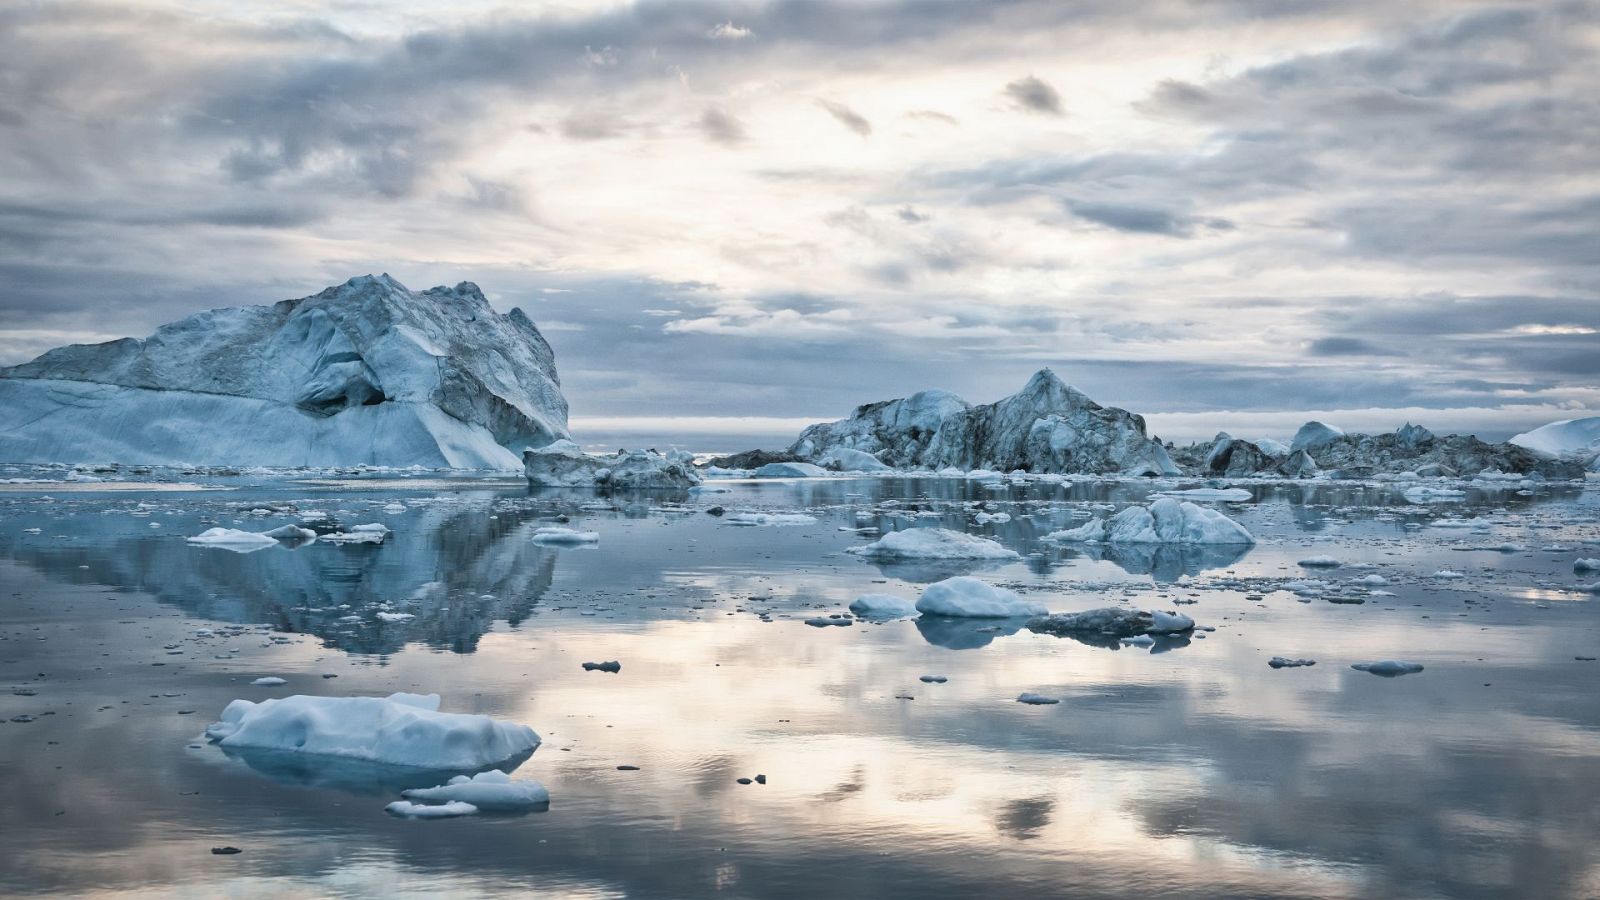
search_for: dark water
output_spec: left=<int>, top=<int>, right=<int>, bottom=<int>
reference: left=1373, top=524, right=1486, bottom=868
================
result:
left=1, top=474, right=1598, bottom=898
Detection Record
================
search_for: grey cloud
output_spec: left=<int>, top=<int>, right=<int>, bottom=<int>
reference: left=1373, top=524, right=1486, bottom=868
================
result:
left=699, top=106, right=746, bottom=145
left=1003, top=75, right=1063, bottom=115
left=1065, top=199, right=1233, bottom=237
left=816, top=99, right=872, bottom=136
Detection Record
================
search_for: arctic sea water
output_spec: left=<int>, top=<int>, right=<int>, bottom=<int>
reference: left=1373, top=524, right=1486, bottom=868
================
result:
left=1, top=470, right=1597, bottom=898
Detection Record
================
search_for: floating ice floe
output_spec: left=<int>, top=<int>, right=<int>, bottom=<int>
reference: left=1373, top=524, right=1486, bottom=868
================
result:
left=1575, top=559, right=1600, bottom=573
left=1044, top=498, right=1254, bottom=545
left=385, top=800, right=479, bottom=818
left=847, top=594, right=920, bottom=619
left=1268, top=657, right=1316, bottom=669
left=1404, top=486, right=1466, bottom=503
left=1151, top=488, right=1253, bottom=502
left=205, top=692, right=540, bottom=770
left=1026, top=607, right=1195, bottom=639
left=1017, top=692, right=1060, bottom=705
left=1297, top=555, right=1342, bottom=568
left=1352, top=660, right=1425, bottom=677
left=1431, top=570, right=1466, bottom=579
left=250, top=676, right=287, bottom=686
left=915, top=577, right=1046, bottom=618
left=186, top=528, right=279, bottom=551
left=399, top=769, right=549, bottom=812
left=319, top=523, right=391, bottom=544
left=723, top=512, right=819, bottom=527
left=530, top=526, right=599, bottom=544
left=848, top=528, right=1020, bottom=561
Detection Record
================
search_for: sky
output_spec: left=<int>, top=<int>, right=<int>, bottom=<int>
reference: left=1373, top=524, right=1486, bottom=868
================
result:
left=2, top=0, right=1597, bottom=448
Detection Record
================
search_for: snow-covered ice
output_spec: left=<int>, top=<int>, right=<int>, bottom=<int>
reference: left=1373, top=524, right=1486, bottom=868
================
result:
left=848, top=528, right=1020, bottom=560
left=915, top=577, right=1046, bottom=618
left=400, top=769, right=549, bottom=811
left=530, top=526, right=599, bottom=544
left=847, top=594, right=920, bottom=619
left=205, top=692, right=540, bottom=770
left=385, top=800, right=479, bottom=818
left=187, top=528, right=279, bottom=551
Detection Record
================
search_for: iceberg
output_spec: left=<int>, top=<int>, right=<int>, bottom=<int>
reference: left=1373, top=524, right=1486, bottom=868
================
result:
left=752, top=461, right=830, bottom=478
left=848, top=528, right=1020, bottom=560
left=915, top=576, right=1047, bottom=618
left=187, top=528, right=280, bottom=550
left=204, top=692, right=540, bottom=770
left=1511, top=416, right=1600, bottom=469
left=1044, top=498, right=1254, bottom=545
left=786, top=369, right=1179, bottom=476
left=0, top=275, right=569, bottom=468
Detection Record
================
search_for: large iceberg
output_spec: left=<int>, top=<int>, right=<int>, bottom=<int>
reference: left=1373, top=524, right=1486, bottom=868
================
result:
left=0, top=274, right=568, bottom=468
left=204, top=692, right=540, bottom=770
left=787, top=369, right=1179, bottom=476
left=1511, top=417, right=1600, bottom=470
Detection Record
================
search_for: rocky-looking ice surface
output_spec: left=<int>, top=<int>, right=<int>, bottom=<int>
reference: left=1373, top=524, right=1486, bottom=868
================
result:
left=1173, top=421, right=1585, bottom=478
left=524, top=441, right=701, bottom=489
left=786, top=369, right=1179, bottom=476
left=0, top=274, right=568, bottom=468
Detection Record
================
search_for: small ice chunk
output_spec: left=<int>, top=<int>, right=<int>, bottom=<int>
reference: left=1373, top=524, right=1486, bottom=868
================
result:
left=848, top=594, right=919, bottom=619
left=1028, top=607, right=1194, bottom=638
left=1574, top=558, right=1600, bottom=572
left=250, top=676, right=287, bottom=686
left=187, top=528, right=278, bottom=549
left=582, top=660, right=622, bottom=672
left=804, top=616, right=854, bottom=627
left=531, top=526, right=600, bottom=543
left=262, top=524, right=317, bottom=541
left=919, top=675, right=948, bottom=683
left=723, top=512, right=819, bottom=527
left=1352, top=660, right=1425, bottom=677
left=320, top=523, right=391, bottom=544
left=1431, top=570, right=1466, bottom=579
left=1297, top=556, right=1342, bottom=568
left=401, top=769, right=549, bottom=811
left=916, top=577, right=1046, bottom=618
left=1017, top=693, right=1060, bottom=705
left=385, top=800, right=480, bottom=818
left=1268, top=657, right=1316, bottom=669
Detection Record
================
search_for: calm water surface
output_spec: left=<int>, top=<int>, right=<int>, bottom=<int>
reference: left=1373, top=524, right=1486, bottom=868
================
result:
left=1, top=474, right=1598, bottom=899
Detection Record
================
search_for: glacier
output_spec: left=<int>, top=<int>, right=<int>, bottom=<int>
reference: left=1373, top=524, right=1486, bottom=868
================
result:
left=0, top=274, right=569, bottom=469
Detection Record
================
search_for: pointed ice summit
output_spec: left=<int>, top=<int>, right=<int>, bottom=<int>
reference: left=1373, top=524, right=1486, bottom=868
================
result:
left=0, top=274, right=569, bottom=468
left=788, top=369, right=1179, bottom=475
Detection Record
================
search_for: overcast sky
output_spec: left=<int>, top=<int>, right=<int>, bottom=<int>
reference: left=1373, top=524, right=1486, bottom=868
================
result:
left=3, top=0, right=1597, bottom=446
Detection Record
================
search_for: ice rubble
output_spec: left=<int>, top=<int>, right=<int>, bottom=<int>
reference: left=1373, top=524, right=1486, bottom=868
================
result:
left=1027, top=607, right=1195, bottom=639
left=1044, top=498, right=1255, bottom=545
left=785, top=369, right=1179, bottom=476
left=848, top=528, right=1021, bottom=560
left=0, top=275, right=568, bottom=468
left=915, top=577, right=1047, bottom=618
left=523, top=442, right=701, bottom=489
left=204, top=692, right=540, bottom=770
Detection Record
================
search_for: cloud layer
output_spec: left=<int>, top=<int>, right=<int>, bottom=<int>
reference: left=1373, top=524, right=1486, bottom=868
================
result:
left=1, top=0, right=1596, bottom=445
